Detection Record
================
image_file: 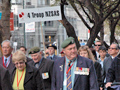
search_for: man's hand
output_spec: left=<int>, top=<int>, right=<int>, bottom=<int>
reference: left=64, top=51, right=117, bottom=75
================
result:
left=105, top=82, right=112, bottom=88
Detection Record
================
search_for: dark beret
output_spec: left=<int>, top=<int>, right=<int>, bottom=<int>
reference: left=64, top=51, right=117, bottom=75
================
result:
left=47, top=44, right=57, bottom=49
left=29, top=47, right=40, bottom=54
left=61, top=37, right=75, bottom=48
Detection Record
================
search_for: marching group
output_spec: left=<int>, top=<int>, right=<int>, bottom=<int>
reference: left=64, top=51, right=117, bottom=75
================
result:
left=0, top=37, right=120, bottom=90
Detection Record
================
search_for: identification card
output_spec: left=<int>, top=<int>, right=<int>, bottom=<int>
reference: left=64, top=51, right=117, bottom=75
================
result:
left=42, top=72, right=49, bottom=79
left=74, top=67, right=89, bottom=75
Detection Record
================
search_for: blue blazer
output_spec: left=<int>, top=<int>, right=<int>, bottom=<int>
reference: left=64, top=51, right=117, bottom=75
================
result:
left=51, top=55, right=99, bottom=90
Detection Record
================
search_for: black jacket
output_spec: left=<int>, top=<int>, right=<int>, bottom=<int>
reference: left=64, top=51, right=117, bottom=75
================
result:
left=11, top=63, right=44, bottom=90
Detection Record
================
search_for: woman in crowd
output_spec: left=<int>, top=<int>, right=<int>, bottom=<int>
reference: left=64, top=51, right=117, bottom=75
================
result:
left=78, top=45, right=102, bottom=89
left=11, top=50, right=44, bottom=90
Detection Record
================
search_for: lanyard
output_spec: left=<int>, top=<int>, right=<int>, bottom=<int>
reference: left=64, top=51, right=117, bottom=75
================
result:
left=17, top=69, right=24, bottom=90
left=2, top=55, right=12, bottom=68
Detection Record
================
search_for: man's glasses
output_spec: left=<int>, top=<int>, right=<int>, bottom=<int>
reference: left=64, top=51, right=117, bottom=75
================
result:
left=95, top=44, right=101, bottom=46
left=14, top=61, right=25, bottom=66
left=108, top=47, right=117, bottom=50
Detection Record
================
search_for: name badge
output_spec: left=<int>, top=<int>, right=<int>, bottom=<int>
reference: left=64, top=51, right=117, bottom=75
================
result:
left=42, top=72, right=49, bottom=79
left=74, top=67, right=89, bottom=75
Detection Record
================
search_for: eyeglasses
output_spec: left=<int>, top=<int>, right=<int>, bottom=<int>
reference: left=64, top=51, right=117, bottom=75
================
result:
left=14, top=61, right=25, bottom=66
left=108, top=47, right=117, bottom=50
left=95, top=44, right=101, bottom=46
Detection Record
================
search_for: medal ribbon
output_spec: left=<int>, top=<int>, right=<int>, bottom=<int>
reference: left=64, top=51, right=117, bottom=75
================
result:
left=17, top=69, right=24, bottom=89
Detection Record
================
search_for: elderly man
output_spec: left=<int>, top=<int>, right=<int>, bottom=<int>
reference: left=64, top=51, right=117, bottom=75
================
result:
left=29, top=47, right=54, bottom=90
left=47, top=44, right=59, bottom=61
left=51, top=37, right=99, bottom=90
left=105, top=52, right=120, bottom=89
left=103, top=43, right=119, bottom=85
left=0, top=40, right=14, bottom=72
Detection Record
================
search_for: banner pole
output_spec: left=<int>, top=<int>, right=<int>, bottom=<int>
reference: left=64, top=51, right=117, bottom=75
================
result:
left=40, top=22, right=46, bottom=57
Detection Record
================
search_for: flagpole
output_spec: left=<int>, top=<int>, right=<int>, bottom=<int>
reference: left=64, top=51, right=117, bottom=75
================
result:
left=40, top=22, right=46, bottom=57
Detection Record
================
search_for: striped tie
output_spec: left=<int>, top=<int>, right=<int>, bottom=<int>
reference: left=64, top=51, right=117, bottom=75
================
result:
left=67, top=61, right=72, bottom=90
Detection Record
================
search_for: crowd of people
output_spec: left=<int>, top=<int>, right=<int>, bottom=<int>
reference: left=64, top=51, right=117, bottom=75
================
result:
left=0, top=37, right=120, bottom=90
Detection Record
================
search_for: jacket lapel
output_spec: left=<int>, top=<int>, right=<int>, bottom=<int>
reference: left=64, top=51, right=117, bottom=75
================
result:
left=39, top=58, right=45, bottom=70
left=24, top=64, right=33, bottom=84
left=59, top=57, right=65, bottom=88
left=74, top=56, right=83, bottom=85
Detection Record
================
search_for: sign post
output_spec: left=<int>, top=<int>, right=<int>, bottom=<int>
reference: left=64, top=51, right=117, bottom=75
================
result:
left=18, top=6, right=62, bottom=54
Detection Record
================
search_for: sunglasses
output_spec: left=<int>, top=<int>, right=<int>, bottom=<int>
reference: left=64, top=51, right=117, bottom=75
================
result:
left=95, top=44, right=101, bottom=46
left=108, top=47, right=117, bottom=50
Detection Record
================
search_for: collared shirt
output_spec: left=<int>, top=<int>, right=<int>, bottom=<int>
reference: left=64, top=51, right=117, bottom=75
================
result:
left=97, top=57, right=107, bottom=68
left=63, top=57, right=77, bottom=90
left=4, top=55, right=11, bottom=67
left=49, top=54, right=55, bottom=59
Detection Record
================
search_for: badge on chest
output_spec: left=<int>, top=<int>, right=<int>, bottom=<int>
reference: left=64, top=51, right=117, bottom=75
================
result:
left=74, top=67, right=89, bottom=75
left=42, top=72, right=49, bottom=79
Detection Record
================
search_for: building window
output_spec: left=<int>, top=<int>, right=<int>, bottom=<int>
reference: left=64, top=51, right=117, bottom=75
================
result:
left=44, top=21, right=53, bottom=26
left=38, top=0, right=45, bottom=5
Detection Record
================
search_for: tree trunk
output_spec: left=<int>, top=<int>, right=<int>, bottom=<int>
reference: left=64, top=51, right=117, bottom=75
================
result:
left=0, top=0, right=11, bottom=56
left=87, top=23, right=102, bottom=47
left=59, top=2, right=80, bottom=49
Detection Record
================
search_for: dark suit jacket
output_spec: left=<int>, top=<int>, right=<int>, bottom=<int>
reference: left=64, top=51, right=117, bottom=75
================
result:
left=51, top=55, right=99, bottom=90
left=47, top=55, right=59, bottom=61
left=103, top=56, right=113, bottom=76
left=26, top=56, right=33, bottom=63
left=29, top=58, right=54, bottom=90
left=0, top=65, right=13, bottom=90
left=11, top=63, right=44, bottom=90
left=0, top=56, right=15, bottom=73
left=106, top=54, right=120, bottom=82
left=94, top=61, right=102, bottom=87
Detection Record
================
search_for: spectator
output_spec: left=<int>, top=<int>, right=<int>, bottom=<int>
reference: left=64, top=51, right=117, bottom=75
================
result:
left=78, top=45, right=102, bottom=89
left=94, top=40, right=102, bottom=59
left=103, top=43, right=119, bottom=85
left=105, top=53, right=120, bottom=89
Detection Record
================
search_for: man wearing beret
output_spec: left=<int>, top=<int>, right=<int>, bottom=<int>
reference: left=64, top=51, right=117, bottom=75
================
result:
left=29, top=47, right=54, bottom=90
left=47, top=44, right=59, bottom=61
left=51, top=37, right=99, bottom=90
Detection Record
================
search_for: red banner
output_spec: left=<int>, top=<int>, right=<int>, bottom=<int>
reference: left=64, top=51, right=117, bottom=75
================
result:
left=10, top=12, right=14, bottom=31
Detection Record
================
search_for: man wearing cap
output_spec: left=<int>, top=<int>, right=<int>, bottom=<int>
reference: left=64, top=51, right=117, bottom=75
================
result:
left=47, top=44, right=59, bottom=61
left=51, top=37, right=99, bottom=90
left=29, top=47, right=54, bottom=90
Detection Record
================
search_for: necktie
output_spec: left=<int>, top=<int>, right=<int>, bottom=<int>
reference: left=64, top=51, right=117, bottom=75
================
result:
left=50, top=57, right=52, bottom=60
left=67, top=61, right=72, bottom=90
left=5, top=59, right=7, bottom=66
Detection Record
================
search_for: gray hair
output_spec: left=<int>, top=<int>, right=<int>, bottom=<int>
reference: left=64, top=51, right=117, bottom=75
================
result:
left=1, top=40, right=13, bottom=48
left=111, top=43, right=120, bottom=49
